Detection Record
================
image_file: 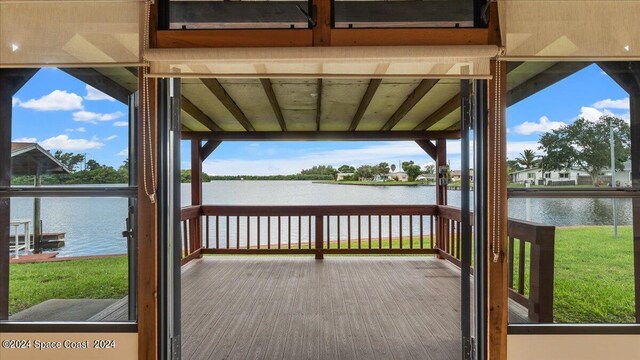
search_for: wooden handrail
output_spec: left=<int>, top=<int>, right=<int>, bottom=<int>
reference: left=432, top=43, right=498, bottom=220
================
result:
left=201, top=204, right=438, bottom=217
left=436, top=204, right=556, bottom=323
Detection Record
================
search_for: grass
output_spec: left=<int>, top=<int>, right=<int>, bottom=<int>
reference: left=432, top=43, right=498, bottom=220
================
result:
left=9, top=256, right=128, bottom=315
left=512, top=226, right=635, bottom=323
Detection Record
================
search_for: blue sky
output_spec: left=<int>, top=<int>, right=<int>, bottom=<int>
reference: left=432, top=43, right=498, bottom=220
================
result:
left=11, top=65, right=629, bottom=175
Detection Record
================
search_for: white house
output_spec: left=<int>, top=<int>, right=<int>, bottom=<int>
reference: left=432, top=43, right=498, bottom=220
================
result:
left=387, top=171, right=409, bottom=182
left=336, top=172, right=354, bottom=181
left=509, top=167, right=583, bottom=185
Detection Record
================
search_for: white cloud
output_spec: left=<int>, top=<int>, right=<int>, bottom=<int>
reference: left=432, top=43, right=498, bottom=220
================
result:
left=117, top=148, right=128, bottom=156
left=104, top=135, right=118, bottom=141
left=18, top=90, right=83, bottom=111
left=12, top=137, right=37, bottom=143
left=72, top=110, right=124, bottom=123
left=12, top=97, right=19, bottom=107
left=64, top=127, right=87, bottom=133
left=578, top=106, right=615, bottom=122
left=591, top=97, right=630, bottom=110
left=84, top=85, right=115, bottom=102
left=39, top=134, right=104, bottom=151
left=512, top=116, right=567, bottom=135
left=113, top=121, right=128, bottom=127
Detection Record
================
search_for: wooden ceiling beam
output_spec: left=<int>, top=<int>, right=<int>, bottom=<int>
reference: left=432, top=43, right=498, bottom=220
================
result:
left=508, top=62, right=590, bottom=106
left=381, top=79, right=439, bottom=131
left=415, top=140, right=437, bottom=161
left=259, top=78, right=287, bottom=131
left=157, top=28, right=490, bottom=48
left=200, top=140, right=222, bottom=160
left=181, top=96, right=223, bottom=132
left=181, top=130, right=460, bottom=141
left=349, top=79, right=382, bottom=131
left=413, top=93, right=461, bottom=131
left=61, top=68, right=131, bottom=104
left=316, top=79, right=323, bottom=131
left=201, top=78, right=255, bottom=131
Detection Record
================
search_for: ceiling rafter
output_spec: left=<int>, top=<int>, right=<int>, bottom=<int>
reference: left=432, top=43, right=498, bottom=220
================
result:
left=259, top=78, right=287, bottom=131
left=181, top=130, right=460, bottom=141
left=508, top=62, right=590, bottom=106
left=316, top=79, right=323, bottom=131
left=201, top=78, right=256, bottom=131
left=349, top=79, right=382, bottom=131
left=181, top=96, right=223, bottom=132
left=380, top=79, right=439, bottom=131
left=413, top=93, right=461, bottom=131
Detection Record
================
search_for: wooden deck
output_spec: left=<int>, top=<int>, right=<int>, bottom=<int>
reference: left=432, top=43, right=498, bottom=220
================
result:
left=181, top=256, right=463, bottom=360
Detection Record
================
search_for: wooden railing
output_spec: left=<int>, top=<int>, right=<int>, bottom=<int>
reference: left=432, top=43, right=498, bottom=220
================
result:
left=437, top=205, right=556, bottom=323
left=180, top=204, right=556, bottom=322
left=197, top=205, right=439, bottom=258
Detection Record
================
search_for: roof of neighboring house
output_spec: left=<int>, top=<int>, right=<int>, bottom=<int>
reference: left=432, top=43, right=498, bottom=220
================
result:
left=10, top=142, right=71, bottom=176
left=509, top=167, right=585, bottom=175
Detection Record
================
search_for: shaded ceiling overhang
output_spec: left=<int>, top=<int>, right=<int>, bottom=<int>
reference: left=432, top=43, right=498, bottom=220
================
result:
left=498, top=0, right=640, bottom=61
left=0, top=0, right=145, bottom=68
left=145, top=45, right=500, bottom=79
left=11, top=143, right=71, bottom=176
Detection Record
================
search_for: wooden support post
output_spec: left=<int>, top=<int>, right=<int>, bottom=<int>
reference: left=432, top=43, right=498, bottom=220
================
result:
left=137, top=72, right=158, bottom=360
left=436, top=140, right=447, bottom=257
left=631, top=92, right=640, bottom=323
left=33, top=171, right=42, bottom=253
left=486, top=60, right=507, bottom=360
left=528, top=227, right=555, bottom=323
left=191, top=139, right=203, bottom=255
left=312, top=0, right=331, bottom=46
left=0, top=69, right=37, bottom=320
left=0, top=74, right=12, bottom=320
left=315, top=215, right=324, bottom=259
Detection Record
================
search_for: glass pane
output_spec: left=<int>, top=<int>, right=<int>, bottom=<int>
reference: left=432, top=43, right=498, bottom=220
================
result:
left=334, top=0, right=474, bottom=28
left=506, top=61, right=636, bottom=324
left=10, top=67, right=135, bottom=185
left=170, top=0, right=311, bottom=29
left=4, top=197, right=135, bottom=322
left=507, top=197, right=634, bottom=324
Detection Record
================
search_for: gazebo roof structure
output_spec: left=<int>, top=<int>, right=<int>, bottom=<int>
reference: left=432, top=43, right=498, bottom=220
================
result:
left=10, top=142, right=71, bottom=176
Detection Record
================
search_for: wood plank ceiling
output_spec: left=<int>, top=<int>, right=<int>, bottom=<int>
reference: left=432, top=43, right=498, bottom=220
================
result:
left=84, top=62, right=593, bottom=138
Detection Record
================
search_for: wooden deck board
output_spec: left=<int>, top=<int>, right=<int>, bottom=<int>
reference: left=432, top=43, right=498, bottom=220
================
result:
left=181, top=256, right=464, bottom=360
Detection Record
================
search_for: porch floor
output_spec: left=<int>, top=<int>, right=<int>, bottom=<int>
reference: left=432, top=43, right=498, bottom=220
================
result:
left=181, top=256, right=463, bottom=360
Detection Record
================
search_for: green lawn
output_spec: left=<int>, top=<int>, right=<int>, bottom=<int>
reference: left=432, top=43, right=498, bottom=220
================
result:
left=512, top=226, right=635, bottom=323
left=9, top=256, right=128, bottom=315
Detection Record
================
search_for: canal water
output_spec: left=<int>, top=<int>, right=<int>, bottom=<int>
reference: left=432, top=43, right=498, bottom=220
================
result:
left=8, top=181, right=632, bottom=256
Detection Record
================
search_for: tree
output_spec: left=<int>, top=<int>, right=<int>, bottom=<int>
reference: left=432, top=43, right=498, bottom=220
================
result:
left=423, top=164, right=435, bottom=175
left=401, top=160, right=415, bottom=172
left=301, top=165, right=338, bottom=179
left=390, top=164, right=396, bottom=173
left=539, top=115, right=630, bottom=185
left=406, top=164, right=422, bottom=181
left=53, top=150, right=85, bottom=171
left=516, top=149, right=539, bottom=169
left=354, top=165, right=375, bottom=181
left=376, top=162, right=390, bottom=180
left=338, top=165, right=355, bottom=173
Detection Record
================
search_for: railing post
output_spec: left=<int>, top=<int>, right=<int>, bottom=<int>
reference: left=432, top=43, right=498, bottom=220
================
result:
left=315, top=215, right=324, bottom=260
left=528, top=226, right=555, bottom=322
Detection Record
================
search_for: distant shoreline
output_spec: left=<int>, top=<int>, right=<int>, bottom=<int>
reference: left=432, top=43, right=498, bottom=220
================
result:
left=313, top=181, right=434, bottom=187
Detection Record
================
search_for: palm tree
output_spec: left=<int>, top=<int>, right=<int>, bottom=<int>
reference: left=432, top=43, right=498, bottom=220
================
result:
left=516, top=149, right=539, bottom=169
left=390, top=164, right=396, bottom=172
